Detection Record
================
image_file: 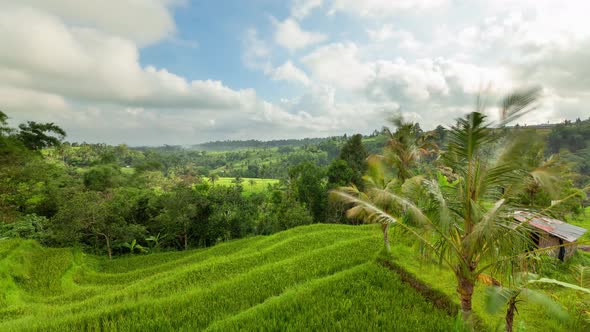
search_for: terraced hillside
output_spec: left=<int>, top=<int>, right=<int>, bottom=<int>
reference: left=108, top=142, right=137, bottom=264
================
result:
left=0, top=224, right=459, bottom=331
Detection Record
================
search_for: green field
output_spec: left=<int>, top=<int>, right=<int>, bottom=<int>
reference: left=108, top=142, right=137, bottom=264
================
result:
left=571, top=207, right=590, bottom=242
left=0, top=224, right=461, bottom=331
left=206, top=177, right=280, bottom=193
left=1, top=224, right=588, bottom=331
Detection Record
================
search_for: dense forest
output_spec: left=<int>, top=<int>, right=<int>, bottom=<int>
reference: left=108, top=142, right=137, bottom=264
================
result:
left=1, top=110, right=376, bottom=257
left=2, top=109, right=589, bottom=257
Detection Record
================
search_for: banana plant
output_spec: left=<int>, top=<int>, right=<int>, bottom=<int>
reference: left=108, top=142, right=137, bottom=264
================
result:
left=485, top=272, right=590, bottom=332
left=146, top=233, right=166, bottom=252
left=122, top=239, right=147, bottom=255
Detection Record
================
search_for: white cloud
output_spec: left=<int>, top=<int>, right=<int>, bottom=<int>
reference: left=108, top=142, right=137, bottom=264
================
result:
left=438, top=60, right=513, bottom=95
left=367, top=24, right=421, bottom=50
left=3, top=0, right=590, bottom=143
left=273, top=18, right=327, bottom=50
left=282, top=85, right=336, bottom=115
left=302, top=43, right=372, bottom=91
left=368, top=59, right=449, bottom=101
left=271, top=61, right=310, bottom=85
left=291, top=0, right=323, bottom=19
left=329, top=0, right=447, bottom=17
left=0, top=4, right=346, bottom=144
left=12, top=0, right=179, bottom=46
left=0, top=86, right=69, bottom=114
left=0, top=6, right=255, bottom=111
left=241, top=28, right=273, bottom=72
left=302, top=42, right=448, bottom=100
left=299, top=39, right=530, bottom=129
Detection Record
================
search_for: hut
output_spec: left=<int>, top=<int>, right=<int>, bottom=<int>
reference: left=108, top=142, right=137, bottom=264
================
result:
left=514, top=210, right=587, bottom=261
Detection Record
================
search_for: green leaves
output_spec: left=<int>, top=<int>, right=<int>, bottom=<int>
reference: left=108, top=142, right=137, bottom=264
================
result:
left=484, top=272, right=589, bottom=328
left=333, top=87, right=558, bottom=324
left=445, top=112, right=491, bottom=165
left=122, top=239, right=147, bottom=254
left=0, top=214, right=47, bottom=240
left=383, top=115, right=437, bottom=182
left=571, top=265, right=590, bottom=288
left=0, top=110, right=11, bottom=136
left=16, top=121, right=66, bottom=151
left=530, top=277, right=590, bottom=294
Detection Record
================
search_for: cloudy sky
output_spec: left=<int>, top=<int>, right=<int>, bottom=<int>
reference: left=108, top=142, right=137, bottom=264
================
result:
left=0, top=0, right=589, bottom=145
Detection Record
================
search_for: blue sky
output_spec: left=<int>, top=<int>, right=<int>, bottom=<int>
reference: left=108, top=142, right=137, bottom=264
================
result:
left=142, top=1, right=281, bottom=92
left=1, top=0, right=589, bottom=145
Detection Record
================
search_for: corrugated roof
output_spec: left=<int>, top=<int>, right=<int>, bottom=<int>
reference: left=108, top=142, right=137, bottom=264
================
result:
left=514, top=211, right=587, bottom=242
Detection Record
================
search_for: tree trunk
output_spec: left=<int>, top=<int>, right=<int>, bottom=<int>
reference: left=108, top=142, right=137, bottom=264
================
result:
left=94, top=234, right=99, bottom=255
left=505, top=298, right=517, bottom=332
left=105, top=235, right=112, bottom=260
left=183, top=223, right=188, bottom=251
left=457, top=274, right=474, bottom=323
left=382, top=223, right=391, bottom=253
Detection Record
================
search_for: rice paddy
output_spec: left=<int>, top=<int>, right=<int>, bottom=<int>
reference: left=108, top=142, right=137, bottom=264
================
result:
left=0, top=224, right=459, bottom=331
left=205, top=177, right=280, bottom=194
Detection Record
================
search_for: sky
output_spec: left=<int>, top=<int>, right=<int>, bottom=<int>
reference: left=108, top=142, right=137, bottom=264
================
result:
left=0, top=0, right=589, bottom=145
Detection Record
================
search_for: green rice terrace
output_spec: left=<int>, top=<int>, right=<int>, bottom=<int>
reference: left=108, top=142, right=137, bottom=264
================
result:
left=1, top=224, right=589, bottom=331
left=204, top=177, right=280, bottom=194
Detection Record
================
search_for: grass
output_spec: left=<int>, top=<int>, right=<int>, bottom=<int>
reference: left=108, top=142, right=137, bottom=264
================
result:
left=385, top=227, right=590, bottom=332
left=205, top=177, right=279, bottom=194
left=0, top=224, right=459, bottom=331
left=120, top=167, right=135, bottom=175
left=570, top=207, right=590, bottom=243
left=2, top=223, right=587, bottom=331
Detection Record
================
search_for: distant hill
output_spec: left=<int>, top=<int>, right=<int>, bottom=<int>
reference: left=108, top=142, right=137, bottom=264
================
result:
left=192, top=137, right=342, bottom=151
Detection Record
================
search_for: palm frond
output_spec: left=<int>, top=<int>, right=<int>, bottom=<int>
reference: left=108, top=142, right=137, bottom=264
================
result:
left=530, top=278, right=590, bottom=294
left=444, top=112, right=494, bottom=167
left=570, top=265, right=590, bottom=288
left=498, top=86, right=542, bottom=126
left=330, top=189, right=398, bottom=226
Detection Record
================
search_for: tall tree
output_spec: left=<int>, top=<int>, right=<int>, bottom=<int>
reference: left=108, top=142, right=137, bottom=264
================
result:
left=338, top=134, right=368, bottom=188
left=156, top=185, right=209, bottom=250
left=17, top=121, right=66, bottom=150
left=289, top=161, right=326, bottom=222
left=0, top=110, right=11, bottom=137
left=50, top=191, right=144, bottom=259
left=83, top=164, right=125, bottom=191
left=333, top=87, right=560, bottom=325
left=382, top=116, right=437, bottom=182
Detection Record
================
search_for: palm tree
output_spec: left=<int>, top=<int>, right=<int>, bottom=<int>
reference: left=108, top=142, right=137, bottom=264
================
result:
left=209, top=172, right=219, bottom=186
left=382, top=116, right=438, bottom=182
left=332, top=117, right=437, bottom=253
left=333, top=87, right=560, bottom=324
left=334, top=155, right=401, bottom=253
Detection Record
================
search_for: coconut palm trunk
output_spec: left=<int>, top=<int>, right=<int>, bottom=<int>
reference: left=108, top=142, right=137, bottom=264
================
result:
left=457, top=273, right=475, bottom=322
left=382, top=223, right=391, bottom=253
